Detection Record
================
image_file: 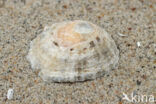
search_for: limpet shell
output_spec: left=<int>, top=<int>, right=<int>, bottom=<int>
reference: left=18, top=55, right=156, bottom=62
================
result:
left=27, top=20, right=119, bottom=82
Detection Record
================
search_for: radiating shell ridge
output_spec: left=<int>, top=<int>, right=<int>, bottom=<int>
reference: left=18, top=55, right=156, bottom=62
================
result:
left=27, top=20, right=119, bottom=82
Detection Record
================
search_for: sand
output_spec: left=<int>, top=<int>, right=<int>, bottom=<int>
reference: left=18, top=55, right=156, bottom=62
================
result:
left=0, top=0, right=155, bottom=104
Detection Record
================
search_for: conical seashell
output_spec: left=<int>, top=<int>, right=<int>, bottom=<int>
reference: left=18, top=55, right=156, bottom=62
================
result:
left=27, top=20, right=119, bottom=82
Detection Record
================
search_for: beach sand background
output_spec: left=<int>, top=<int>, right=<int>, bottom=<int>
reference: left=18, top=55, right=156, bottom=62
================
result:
left=0, top=0, right=155, bottom=103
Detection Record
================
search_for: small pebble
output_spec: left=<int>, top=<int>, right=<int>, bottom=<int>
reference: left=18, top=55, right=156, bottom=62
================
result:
left=136, top=80, right=141, bottom=85
left=118, top=33, right=127, bottom=37
left=137, top=42, right=141, bottom=47
left=7, top=88, right=14, bottom=100
left=131, top=8, right=136, bottom=11
left=154, top=44, right=156, bottom=52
